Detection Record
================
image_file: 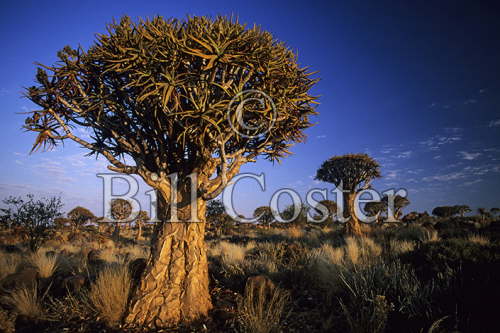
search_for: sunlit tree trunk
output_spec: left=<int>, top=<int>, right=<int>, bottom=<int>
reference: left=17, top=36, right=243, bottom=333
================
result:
left=125, top=181, right=211, bottom=327
left=344, top=192, right=362, bottom=236
left=135, top=221, right=142, bottom=241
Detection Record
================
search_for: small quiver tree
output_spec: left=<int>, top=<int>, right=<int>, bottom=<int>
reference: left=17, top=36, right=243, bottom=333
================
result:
left=315, top=154, right=381, bottom=235
left=110, top=199, right=132, bottom=240
left=364, top=201, right=386, bottom=225
left=67, top=206, right=95, bottom=232
left=382, top=194, right=410, bottom=221
left=135, top=210, right=149, bottom=241
left=312, top=199, right=337, bottom=227
left=206, top=199, right=233, bottom=236
left=253, top=206, right=274, bottom=228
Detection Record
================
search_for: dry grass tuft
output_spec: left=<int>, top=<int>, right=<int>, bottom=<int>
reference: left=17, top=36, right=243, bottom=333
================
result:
left=121, top=245, right=149, bottom=261
left=390, top=240, right=416, bottom=254
left=98, top=248, right=125, bottom=264
left=89, top=265, right=131, bottom=325
left=308, top=236, right=383, bottom=294
left=0, top=252, right=21, bottom=281
left=1, top=285, right=43, bottom=319
left=467, top=234, right=489, bottom=245
left=237, top=283, right=289, bottom=333
left=211, top=241, right=255, bottom=266
left=283, top=226, right=304, bottom=239
left=29, top=250, right=59, bottom=278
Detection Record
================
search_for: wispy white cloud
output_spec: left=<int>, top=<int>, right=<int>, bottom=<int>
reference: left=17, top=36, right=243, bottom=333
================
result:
left=422, top=163, right=500, bottom=183
left=395, top=151, right=412, bottom=159
left=444, top=127, right=463, bottom=133
left=419, top=134, right=462, bottom=150
left=385, top=170, right=399, bottom=180
left=423, top=171, right=466, bottom=182
left=32, top=158, right=77, bottom=184
left=380, top=148, right=394, bottom=154
left=458, top=151, right=481, bottom=160
left=461, top=179, right=483, bottom=186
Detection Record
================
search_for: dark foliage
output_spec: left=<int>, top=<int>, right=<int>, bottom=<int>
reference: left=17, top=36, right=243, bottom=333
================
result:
left=0, top=194, right=63, bottom=251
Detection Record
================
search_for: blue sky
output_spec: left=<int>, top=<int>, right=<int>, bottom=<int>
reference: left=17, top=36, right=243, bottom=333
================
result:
left=1, top=0, right=499, bottom=217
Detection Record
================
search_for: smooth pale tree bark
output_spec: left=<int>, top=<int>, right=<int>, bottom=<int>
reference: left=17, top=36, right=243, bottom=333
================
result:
left=125, top=180, right=211, bottom=327
left=344, top=192, right=362, bottom=236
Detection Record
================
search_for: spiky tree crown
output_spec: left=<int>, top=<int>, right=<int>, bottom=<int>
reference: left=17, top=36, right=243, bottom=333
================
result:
left=67, top=206, right=95, bottom=225
left=364, top=201, right=385, bottom=216
left=24, top=16, right=318, bottom=199
left=110, top=198, right=132, bottom=220
left=382, top=195, right=410, bottom=208
left=253, top=206, right=274, bottom=224
left=315, top=153, right=381, bottom=192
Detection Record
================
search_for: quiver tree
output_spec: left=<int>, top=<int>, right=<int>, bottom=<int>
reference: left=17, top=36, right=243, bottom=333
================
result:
left=206, top=199, right=231, bottom=235
left=110, top=198, right=132, bottom=239
left=67, top=206, right=95, bottom=231
left=432, top=206, right=456, bottom=218
left=253, top=206, right=274, bottom=228
left=382, top=194, right=410, bottom=221
left=364, top=201, right=385, bottom=224
left=453, top=205, right=471, bottom=217
left=477, top=208, right=491, bottom=223
left=22, top=16, right=318, bottom=327
left=315, top=154, right=381, bottom=235
left=135, top=210, right=149, bottom=240
left=313, top=199, right=337, bottom=226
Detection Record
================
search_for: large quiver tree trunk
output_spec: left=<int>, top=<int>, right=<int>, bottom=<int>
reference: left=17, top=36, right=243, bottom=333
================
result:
left=125, top=183, right=211, bottom=328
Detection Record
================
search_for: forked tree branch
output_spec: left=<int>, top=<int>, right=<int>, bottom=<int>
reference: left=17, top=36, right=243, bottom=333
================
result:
left=47, top=109, right=139, bottom=174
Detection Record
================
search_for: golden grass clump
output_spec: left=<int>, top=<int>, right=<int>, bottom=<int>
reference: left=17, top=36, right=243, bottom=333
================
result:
left=1, top=286, right=43, bottom=319
left=29, top=250, right=59, bottom=278
left=89, top=265, right=131, bottom=325
left=467, top=234, right=489, bottom=245
left=389, top=240, right=416, bottom=254
left=211, top=241, right=255, bottom=266
left=237, top=283, right=289, bottom=333
left=121, top=245, right=149, bottom=261
left=283, top=226, right=304, bottom=239
left=0, top=252, right=21, bottom=281
left=308, top=237, right=383, bottom=293
left=98, top=248, right=125, bottom=265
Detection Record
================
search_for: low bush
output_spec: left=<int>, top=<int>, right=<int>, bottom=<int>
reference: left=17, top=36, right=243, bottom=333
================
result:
left=400, top=239, right=500, bottom=332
